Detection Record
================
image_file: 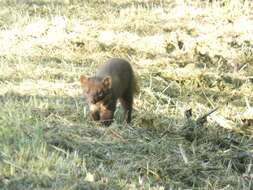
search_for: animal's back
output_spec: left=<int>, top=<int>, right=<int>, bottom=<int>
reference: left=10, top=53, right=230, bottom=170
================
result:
left=96, top=58, right=135, bottom=97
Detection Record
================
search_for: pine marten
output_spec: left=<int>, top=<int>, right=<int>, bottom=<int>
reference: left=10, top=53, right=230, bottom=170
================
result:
left=80, top=58, right=139, bottom=125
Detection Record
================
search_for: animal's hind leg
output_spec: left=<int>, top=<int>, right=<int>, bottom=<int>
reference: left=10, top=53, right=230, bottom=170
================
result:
left=119, top=93, right=133, bottom=123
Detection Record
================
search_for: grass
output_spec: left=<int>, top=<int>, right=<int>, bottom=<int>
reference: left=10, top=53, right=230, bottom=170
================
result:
left=0, top=0, right=253, bottom=189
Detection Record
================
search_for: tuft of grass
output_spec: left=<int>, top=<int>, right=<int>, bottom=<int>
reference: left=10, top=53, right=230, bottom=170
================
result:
left=0, top=0, right=253, bottom=189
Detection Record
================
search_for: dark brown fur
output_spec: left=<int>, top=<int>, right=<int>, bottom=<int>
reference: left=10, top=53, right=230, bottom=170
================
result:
left=80, top=58, right=139, bottom=125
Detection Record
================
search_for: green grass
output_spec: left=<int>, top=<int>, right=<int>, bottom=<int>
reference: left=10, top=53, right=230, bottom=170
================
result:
left=0, top=0, right=253, bottom=189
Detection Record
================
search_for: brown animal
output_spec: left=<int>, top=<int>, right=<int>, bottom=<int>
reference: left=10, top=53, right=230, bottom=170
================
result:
left=80, top=58, right=139, bottom=125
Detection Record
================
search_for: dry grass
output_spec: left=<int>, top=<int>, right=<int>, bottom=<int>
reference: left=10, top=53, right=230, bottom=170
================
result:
left=0, top=0, right=253, bottom=189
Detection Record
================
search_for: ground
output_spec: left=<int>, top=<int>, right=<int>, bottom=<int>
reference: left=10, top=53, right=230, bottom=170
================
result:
left=0, top=0, right=253, bottom=189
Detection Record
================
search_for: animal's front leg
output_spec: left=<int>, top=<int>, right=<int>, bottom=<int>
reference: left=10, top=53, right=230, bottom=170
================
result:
left=100, top=110, right=114, bottom=126
left=100, top=103, right=116, bottom=126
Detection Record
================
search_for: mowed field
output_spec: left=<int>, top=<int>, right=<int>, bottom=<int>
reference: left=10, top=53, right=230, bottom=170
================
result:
left=0, top=0, right=253, bottom=189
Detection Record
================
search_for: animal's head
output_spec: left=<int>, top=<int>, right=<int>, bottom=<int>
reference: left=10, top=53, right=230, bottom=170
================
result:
left=80, top=75, right=112, bottom=121
left=80, top=75, right=112, bottom=105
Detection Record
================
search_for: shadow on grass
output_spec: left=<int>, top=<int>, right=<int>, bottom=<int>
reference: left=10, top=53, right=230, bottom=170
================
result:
left=1, top=175, right=121, bottom=190
left=1, top=92, right=253, bottom=189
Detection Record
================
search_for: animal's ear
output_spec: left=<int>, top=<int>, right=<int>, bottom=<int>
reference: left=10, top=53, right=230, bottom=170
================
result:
left=80, top=75, right=89, bottom=87
left=102, top=76, right=112, bottom=89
